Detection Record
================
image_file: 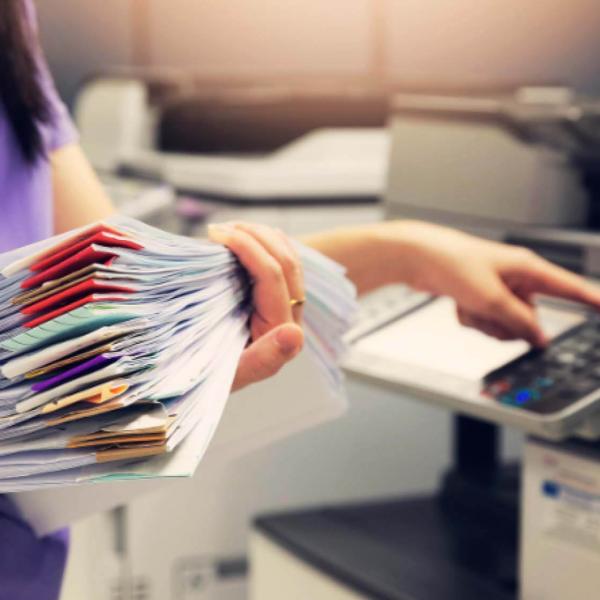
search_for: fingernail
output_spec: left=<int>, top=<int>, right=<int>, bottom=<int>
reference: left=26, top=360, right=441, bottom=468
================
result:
left=207, top=223, right=235, bottom=243
left=275, top=326, right=301, bottom=356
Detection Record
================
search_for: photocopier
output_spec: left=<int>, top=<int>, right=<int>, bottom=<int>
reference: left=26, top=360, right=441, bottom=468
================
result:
left=253, top=87, right=600, bottom=600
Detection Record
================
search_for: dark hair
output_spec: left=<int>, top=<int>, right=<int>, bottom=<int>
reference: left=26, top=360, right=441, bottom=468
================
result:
left=0, top=0, right=50, bottom=163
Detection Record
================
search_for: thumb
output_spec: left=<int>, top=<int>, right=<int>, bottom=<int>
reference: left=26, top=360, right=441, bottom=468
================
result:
left=231, top=323, right=304, bottom=392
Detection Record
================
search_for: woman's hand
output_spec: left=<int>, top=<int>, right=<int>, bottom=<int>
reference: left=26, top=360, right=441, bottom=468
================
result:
left=306, top=220, right=600, bottom=347
left=208, top=222, right=305, bottom=391
left=382, top=221, right=600, bottom=346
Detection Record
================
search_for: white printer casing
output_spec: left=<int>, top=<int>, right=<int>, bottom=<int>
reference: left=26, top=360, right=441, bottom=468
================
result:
left=521, top=439, right=600, bottom=600
left=385, top=90, right=590, bottom=227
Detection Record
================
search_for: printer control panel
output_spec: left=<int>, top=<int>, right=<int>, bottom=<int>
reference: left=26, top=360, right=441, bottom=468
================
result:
left=483, top=317, right=600, bottom=415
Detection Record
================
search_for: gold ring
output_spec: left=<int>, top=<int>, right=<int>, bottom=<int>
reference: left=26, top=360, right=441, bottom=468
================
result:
left=289, top=298, right=306, bottom=307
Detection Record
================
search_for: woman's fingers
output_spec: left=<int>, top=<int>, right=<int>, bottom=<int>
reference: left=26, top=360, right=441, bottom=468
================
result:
left=208, top=222, right=306, bottom=392
left=486, top=293, right=546, bottom=346
left=469, top=281, right=548, bottom=347
left=208, top=223, right=293, bottom=330
left=230, top=222, right=305, bottom=324
left=511, top=256, right=600, bottom=309
left=231, top=323, right=304, bottom=391
left=457, top=307, right=518, bottom=341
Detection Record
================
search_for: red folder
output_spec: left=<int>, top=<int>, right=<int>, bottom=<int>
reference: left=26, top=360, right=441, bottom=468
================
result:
left=21, top=246, right=121, bottom=290
left=24, top=294, right=129, bottom=328
left=21, top=278, right=136, bottom=315
left=29, top=224, right=122, bottom=266
left=31, top=230, right=143, bottom=272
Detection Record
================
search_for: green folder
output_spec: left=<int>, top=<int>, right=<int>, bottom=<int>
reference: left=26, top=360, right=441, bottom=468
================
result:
left=1, top=304, right=146, bottom=353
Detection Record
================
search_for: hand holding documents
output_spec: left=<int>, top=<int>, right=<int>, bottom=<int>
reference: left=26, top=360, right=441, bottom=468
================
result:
left=0, top=217, right=357, bottom=492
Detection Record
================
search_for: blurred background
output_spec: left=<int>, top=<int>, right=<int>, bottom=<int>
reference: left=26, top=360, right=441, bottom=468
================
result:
left=28, top=2, right=600, bottom=599
left=39, top=0, right=600, bottom=106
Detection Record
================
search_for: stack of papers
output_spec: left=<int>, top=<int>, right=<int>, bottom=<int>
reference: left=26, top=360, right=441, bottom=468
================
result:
left=0, top=217, right=356, bottom=492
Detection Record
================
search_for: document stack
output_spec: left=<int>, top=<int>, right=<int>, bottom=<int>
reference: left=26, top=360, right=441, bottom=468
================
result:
left=0, top=217, right=356, bottom=492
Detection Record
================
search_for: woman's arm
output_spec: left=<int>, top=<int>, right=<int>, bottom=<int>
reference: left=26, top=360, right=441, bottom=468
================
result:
left=303, top=220, right=600, bottom=346
left=50, top=145, right=304, bottom=390
left=51, top=144, right=115, bottom=233
left=302, top=222, right=410, bottom=295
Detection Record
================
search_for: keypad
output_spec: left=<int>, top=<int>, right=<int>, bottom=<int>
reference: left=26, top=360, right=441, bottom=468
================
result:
left=482, top=317, right=600, bottom=415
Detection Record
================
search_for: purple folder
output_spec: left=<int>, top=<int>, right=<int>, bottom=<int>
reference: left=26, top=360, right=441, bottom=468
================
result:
left=31, top=354, right=121, bottom=393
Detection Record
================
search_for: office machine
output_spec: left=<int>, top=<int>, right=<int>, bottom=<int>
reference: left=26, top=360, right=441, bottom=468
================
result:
left=385, top=87, right=600, bottom=275
left=252, top=296, right=600, bottom=599
left=342, top=89, right=600, bottom=599
left=345, top=293, right=600, bottom=441
left=386, top=87, right=600, bottom=230
left=74, top=75, right=389, bottom=204
left=521, top=437, right=600, bottom=600
left=251, top=433, right=600, bottom=600
left=346, top=86, right=600, bottom=443
left=251, top=87, right=600, bottom=600
left=251, top=488, right=518, bottom=600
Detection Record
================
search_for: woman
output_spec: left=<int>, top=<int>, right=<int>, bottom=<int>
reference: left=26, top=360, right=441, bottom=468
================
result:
left=2, top=1, right=600, bottom=599
left=0, top=2, right=305, bottom=599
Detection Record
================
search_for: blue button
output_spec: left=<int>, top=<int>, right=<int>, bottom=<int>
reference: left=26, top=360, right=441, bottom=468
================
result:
left=542, top=480, right=561, bottom=498
left=515, top=389, right=534, bottom=404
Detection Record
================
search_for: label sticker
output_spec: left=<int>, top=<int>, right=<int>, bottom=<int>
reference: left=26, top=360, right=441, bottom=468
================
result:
left=541, top=479, right=600, bottom=554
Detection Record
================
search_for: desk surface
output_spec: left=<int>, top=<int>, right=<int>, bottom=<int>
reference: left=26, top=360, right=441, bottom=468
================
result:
left=255, top=496, right=516, bottom=600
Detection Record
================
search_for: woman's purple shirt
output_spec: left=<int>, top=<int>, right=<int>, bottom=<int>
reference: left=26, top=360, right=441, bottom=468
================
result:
left=0, top=1, right=77, bottom=599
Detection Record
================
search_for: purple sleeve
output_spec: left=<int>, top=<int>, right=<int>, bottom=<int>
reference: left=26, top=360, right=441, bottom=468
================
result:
left=0, top=496, right=69, bottom=600
left=40, top=70, right=79, bottom=153
left=23, top=0, right=78, bottom=152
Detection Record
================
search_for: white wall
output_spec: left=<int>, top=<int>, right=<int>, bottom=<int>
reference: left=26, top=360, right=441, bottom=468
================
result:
left=384, top=0, right=600, bottom=92
left=36, top=0, right=133, bottom=105
left=145, top=0, right=372, bottom=77
left=38, top=0, right=600, bottom=107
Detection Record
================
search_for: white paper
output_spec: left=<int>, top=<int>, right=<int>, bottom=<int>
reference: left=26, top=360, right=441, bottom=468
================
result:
left=12, top=352, right=345, bottom=535
left=354, top=297, right=586, bottom=382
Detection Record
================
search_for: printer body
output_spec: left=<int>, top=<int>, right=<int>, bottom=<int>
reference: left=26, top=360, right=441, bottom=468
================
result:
left=385, top=87, right=600, bottom=278
left=74, top=74, right=390, bottom=204
left=379, top=86, right=600, bottom=600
